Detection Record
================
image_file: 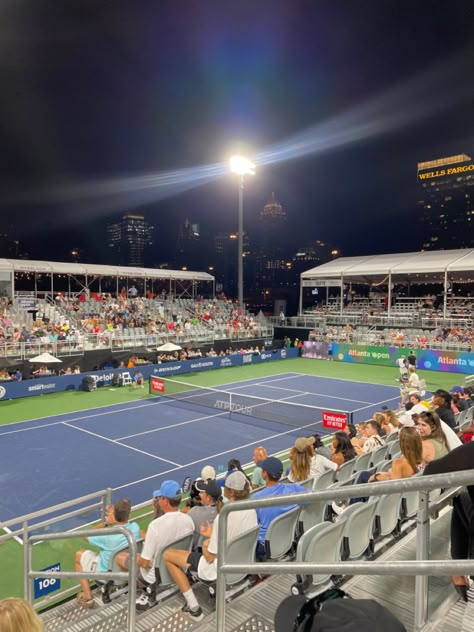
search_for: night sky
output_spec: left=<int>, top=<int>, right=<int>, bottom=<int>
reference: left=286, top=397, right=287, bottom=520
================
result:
left=0, top=0, right=473, bottom=264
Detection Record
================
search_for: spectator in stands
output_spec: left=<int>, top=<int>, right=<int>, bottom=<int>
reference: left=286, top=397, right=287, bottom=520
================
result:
left=201, top=465, right=216, bottom=480
left=0, top=597, right=44, bottom=632
left=381, top=409, right=400, bottom=436
left=74, top=499, right=140, bottom=609
left=287, top=437, right=313, bottom=482
left=217, top=458, right=251, bottom=488
left=116, top=481, right=194, bottom=611
left=307, top=440, right=338, bottom=484
left=163, top=471, right=257, bottom=620
left=451, top=391, right=468, bottom=413
left=184, top=479, right=222, bottom=550
left=331, top=432, right=357, bottom=465
left=370, top=427, right=423, bottom=482
left=414, top=411, right=450, bottom=463
left=362, top=420, right=386, bottom=453
left=132, top=370, right=144, bottom=388
left=311, top=434, right=332, bottom=459
left=432, top=389, right=456, bottom=428
left=372, top=413, right=387, bottom=437
left=13, top=368, right=22, bottom=381
left=253, top=457, right=306, bottom=559
left=424, top=442, right=474, bottom=601
left=251, top=447, right=267, bottom=489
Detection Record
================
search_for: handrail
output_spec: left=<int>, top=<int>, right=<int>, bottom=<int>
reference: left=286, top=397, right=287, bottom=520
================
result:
left=27, top=526, right=138, bottom=632
left=216, top=469, right=474, bottom=632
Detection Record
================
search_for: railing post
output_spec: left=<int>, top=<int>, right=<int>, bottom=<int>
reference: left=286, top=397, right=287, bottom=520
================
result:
left=103, top=488, right=113, bottom=521
left=216, top=507, right=229, bottom=632
left=414, top=490, right=430, bottom=630
left=23, top=521, right=32, bottom=601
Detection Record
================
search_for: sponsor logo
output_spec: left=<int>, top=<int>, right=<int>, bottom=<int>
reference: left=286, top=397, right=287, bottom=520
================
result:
left=91, top=372, right=115, bottom=383
left=242, top=354, right=252, bottom=364
left=281, top=349, right=286, bottom=359
left=214, top=399, right=252, bottom=416
left=28, top=383, right=56, bottom=392
left=220, top=357, right=232, bottom=367
left=322, top=411, right=348, bottom=430
left=260, top=353, right=272, bottom=360
left=190, top=361, right=214, bottom=369
left=155, top=364, right=182, bottom=373
left=0, top=386, right=6, bottom=399
left=150, top=377, right=165, bottom=392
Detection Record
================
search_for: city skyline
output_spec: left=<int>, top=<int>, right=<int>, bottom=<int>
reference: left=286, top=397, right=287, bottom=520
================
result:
left=0, top=1, right=473, bottom=265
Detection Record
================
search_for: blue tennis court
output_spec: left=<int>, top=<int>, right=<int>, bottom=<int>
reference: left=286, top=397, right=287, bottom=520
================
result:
left=0, top=372, right=402, bottom=525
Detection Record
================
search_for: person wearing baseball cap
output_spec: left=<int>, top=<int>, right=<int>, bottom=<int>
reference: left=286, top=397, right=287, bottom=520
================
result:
left=185, top=479, right=222, bottom=550
left=163, top=470, right=257, bottom=620
left=253, top=456, right=306, bottom=559
left=116, top=480, right=194, bottom=612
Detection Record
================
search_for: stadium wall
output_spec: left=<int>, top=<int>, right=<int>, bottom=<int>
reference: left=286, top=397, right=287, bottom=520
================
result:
left=0, top=348, right=298, bottom=401
left=302, top=341, right=474, bottom=375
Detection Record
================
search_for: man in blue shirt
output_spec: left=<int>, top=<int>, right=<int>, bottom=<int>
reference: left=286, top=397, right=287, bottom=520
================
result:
left=252, top=457, right=305, bottom=559
left=74, top=498, right=140, bottom=608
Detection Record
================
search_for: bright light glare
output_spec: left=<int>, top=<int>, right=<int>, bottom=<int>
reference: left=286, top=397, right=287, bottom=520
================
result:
left=229, top=155, right=256, bottom=176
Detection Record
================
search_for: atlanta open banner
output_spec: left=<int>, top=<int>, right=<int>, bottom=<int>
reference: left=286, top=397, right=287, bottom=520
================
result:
left=302, top=341, right=474, bottom=375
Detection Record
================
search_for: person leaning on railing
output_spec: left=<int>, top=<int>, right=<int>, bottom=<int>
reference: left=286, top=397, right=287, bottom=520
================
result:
left=424, top=441, right=474, bottom=602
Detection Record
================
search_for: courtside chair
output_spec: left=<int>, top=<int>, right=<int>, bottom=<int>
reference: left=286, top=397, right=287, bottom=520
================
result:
left=291, top=519, right=346, bottom=595
left=263, top=506, right=301, bottom=561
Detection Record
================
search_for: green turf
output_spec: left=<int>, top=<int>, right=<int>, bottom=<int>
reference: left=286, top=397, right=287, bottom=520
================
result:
left=0, top=357, right=461, bottom=602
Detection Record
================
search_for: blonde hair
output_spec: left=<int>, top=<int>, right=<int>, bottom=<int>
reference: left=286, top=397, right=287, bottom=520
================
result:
left=0, top=598, right=43, bottom=632
left=288, top=446, right=311, bottom=482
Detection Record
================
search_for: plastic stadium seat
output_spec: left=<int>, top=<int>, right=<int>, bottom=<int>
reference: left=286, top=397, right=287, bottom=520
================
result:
left=400, top=489, right=420, bottom=520
left=336, top=459, right=356, bottom=483
left=214, top=526, right=260, bottom=587
left=387, top=439, right=401, bottom=459
left=312, top=469, right=335, bottom=491
left=370, top=445, right=388, bottom=467
left=353, top=452, right=372, bottom=473
left=297, top=499, right=329, bottom=536
left=291, top=519, right=346, bottom=595
left=263, top=506, right=301, bottom=561
left=373, top=492, right=402, bottom=539
left=341, top=500, right=379, bottom=560
left=386, top=433, right=399, bottom=443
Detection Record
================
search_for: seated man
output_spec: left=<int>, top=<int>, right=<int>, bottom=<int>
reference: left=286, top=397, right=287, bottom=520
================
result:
left=133, top=370, right=144, bottom=388
left=251, top=446, right=267, bottom=489
left=184, top=478, right=221, bottom=550
left=75, top=498, right=140, bottom=608
left=361, top=421, right=386, bottom=453
left=252, top=457, right=305, bottom=558
left=116, top=480, right=193, bottom=611
left=163, top=471, right=257, bottom=620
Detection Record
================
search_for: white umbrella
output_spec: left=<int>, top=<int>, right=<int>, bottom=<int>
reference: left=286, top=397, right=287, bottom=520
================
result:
left=157, top=342, right=182, bottom=352
left=29, top=353, right=63, bottom=364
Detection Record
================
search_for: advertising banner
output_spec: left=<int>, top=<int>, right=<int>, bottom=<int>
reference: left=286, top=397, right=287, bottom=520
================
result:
left=302, top=341, right=474, bottom=375
left=0, top=348, right=299, bottom=401
left=322, top=411, right=348, bottom=430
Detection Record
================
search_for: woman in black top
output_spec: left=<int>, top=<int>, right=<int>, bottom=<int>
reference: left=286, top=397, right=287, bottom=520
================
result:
left=424, top=442, right=474, bottom=601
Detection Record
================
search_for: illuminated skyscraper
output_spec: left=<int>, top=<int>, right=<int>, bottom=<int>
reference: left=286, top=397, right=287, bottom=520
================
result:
left=107, top=214, right=153, bottom=266
left=417, top=153, right=474, bottom=249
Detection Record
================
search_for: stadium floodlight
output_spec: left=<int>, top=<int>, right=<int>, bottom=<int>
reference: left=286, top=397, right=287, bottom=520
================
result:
left=229, top=155, right=255, bottom=309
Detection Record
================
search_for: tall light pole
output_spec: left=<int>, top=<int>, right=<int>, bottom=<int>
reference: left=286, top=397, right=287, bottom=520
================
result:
left=229, top=155, right=255, bottom=310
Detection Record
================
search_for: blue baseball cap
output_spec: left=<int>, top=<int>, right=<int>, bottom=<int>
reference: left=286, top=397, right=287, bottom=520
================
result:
left=257, top=456, right=283, bottom=478
left=153, top=480, right=182, bottom=498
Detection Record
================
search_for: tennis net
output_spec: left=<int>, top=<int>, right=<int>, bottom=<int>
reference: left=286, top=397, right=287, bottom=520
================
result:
left=149, top=375, right=352, bottom=430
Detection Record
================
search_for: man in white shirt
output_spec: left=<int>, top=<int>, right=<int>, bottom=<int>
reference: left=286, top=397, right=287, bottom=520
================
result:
left=362, top=421, right=386, bottom=453
left=117, top=480, right=193, bottom=611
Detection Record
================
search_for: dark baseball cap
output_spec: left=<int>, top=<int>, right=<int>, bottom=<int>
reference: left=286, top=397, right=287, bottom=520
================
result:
left=194, top=478, right=222, bottom=501
left=257, top=456, right=283, bottom=478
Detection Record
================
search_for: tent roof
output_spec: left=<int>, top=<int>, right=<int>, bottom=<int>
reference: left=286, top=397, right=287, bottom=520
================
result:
left=0, top=258, right=214, bottom=282
left=301, top=248, right=474, bottom=281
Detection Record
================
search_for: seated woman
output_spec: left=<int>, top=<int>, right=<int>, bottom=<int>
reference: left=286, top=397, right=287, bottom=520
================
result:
left=287, top=438, right=312, bottom=483
left=331, top=432, right=357, bottom=466
left=369, top=427, right=423, bottom=482
left=381, top=409, right=401, bottom=436
left=414, top=411, right=450, bottom=464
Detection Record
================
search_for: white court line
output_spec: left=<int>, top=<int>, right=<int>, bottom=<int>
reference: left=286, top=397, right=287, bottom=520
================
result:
left=201, top=372, right=301, bottom=390
left=289, top=370, right=402, bottom=393
left=116, top=410, right=229, bottom=441
left=351, top=395, right=401, bottom=413
left=113, top=417, right=323, bottom=492
left=239, top=382, right=373, bottom=406
left=62, top=421, right=181, bottom=467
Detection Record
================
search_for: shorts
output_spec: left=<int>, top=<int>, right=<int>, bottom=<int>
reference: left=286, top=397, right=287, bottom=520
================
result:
left=80, top=550, right=99, bottom=573
left=186, top=550, right=202, bottom=572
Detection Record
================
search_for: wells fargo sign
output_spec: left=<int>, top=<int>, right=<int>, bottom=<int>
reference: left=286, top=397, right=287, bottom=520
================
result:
left=418, top=163, right=474, bottom=180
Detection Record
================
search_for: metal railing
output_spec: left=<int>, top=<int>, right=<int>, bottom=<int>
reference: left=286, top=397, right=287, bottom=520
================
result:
left=216, top=470, right=474, bottom=632
left=0, top=489, right=112, bottom=603
left=26, top=526, right=138, bottom=632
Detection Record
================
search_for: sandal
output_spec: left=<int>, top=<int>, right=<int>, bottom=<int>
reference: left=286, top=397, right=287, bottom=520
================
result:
left=76, top=592, right=95, bottom=608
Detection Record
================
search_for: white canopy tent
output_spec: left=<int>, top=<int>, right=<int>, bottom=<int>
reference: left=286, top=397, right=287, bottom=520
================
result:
left=0, top=258, right=215, bottom=299
left=299, top=248, right=474, bottom=317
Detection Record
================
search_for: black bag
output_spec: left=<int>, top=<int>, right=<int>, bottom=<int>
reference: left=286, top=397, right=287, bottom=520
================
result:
left=111, top=373, right=121, bottom=387
left=82, top=376, right=96, bottom=392
left=275, top=590, right=407, bottom=632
